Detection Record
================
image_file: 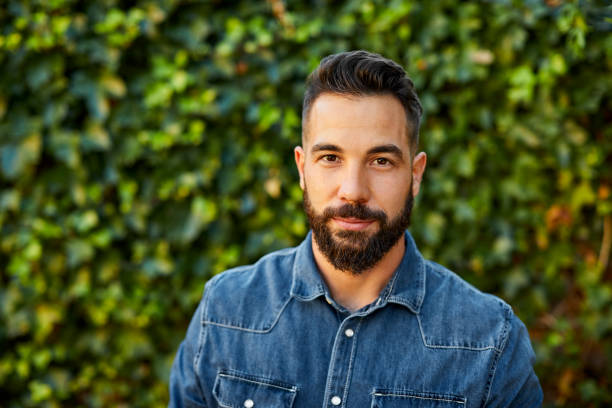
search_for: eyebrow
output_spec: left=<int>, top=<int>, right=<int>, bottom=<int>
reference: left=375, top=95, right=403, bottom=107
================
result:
left=366, top=144, right=404, bottom=161
left=311, top=144, right=343, bottom=154
left=311, top=143, right=405, bottom=161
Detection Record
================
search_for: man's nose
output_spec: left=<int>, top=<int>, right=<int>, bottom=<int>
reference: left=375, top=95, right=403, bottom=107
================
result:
left=337, top=163, right=370, bottom=204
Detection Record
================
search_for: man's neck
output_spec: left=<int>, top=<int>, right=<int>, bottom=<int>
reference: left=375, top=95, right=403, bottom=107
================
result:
left=311, top=235, right=406, bottom=312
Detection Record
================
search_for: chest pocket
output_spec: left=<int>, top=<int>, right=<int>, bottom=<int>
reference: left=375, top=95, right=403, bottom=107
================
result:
left=371, top=390, right=466, bottom=408
left=213, top=372, right=298, bottom=408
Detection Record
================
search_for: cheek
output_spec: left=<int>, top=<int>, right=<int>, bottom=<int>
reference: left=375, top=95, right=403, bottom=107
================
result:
left=304, top=165, right=337, bottom=197
left=304, top=182, right=342, bottom=218
left=304, top=183, right=334, bottom=210
left=372, top=176, right=411, bottom=211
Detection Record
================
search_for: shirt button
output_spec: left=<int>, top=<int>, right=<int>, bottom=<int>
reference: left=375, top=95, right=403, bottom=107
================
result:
left=244, top=399, right=254, bottom=408
left=331, top=395, right=342, bottom=405
left=344, top=328, right=354, bottom=338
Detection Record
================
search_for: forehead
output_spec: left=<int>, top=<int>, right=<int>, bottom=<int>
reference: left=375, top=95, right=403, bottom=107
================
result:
left=305, top=93, right=409, bottom=149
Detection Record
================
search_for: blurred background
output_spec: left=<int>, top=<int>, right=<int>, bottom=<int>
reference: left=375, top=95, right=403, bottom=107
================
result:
left=0, top=0, right=611, bottom=406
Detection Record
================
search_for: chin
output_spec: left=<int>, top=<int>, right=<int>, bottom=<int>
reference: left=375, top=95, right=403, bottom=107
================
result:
left=332, top=229, right=372, bottom=247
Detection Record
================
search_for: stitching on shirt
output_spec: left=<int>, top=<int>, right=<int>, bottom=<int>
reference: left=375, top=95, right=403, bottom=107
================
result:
left=322, top=315, right=351, bottom=408
left=373, top=392, right=466, bottom=404
left=195, top=279, right=215, bottom=372
left=481, top=302, right=512, bottom=406
left=289, top=234, right=326, bottom=299
left=416, top=314, right=500, bottom=351
left=202, top=295, right=293, bottom=333
left=213, top=371, right=298, bottom=408
left=385, top=252, right=426, bottom=314
left=386, top=295, right=418, bottom=314
left=193, top=280, right=218, bottom=404
left=291, top=284, right=326, bottom=301
left=217, top=372, right=298, bottom=392
left=384, top=265, right=401, bottom=302
left=323, top=341, right=338, bottom=406
left=416, top=252, right=426, bottom=309
left=340, top=318, right=363, bottom=407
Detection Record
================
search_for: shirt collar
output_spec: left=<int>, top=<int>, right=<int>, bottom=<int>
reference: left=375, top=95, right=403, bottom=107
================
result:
left=290, top=231, right=328, bottom=301
left=290, top=230, right=426, bottom=314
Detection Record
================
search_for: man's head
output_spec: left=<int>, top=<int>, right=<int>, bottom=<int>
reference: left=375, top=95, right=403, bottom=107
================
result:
left=295, top=51, right=427, bottom=275
left=302, top=50, right=423, bottom=153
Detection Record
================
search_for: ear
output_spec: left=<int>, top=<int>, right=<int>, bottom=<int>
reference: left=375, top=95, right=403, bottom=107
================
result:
left=411, top=152, right=427, bottom=197
left=294, top=146, right=306, bottom=190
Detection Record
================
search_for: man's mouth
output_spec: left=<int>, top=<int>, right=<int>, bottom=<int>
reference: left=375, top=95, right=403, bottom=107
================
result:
left=332, top=217, right=376, bottom=231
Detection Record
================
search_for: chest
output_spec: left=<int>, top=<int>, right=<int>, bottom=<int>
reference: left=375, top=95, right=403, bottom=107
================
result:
left=197, top=299, right=494, bottom=408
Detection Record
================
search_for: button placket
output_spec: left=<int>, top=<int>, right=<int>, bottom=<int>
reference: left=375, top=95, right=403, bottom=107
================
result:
left=321, top=317, right=362, bottom=408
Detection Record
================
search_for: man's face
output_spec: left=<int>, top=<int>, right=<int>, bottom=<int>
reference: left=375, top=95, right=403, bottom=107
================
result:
left=295, top=93, right=427, bottom=274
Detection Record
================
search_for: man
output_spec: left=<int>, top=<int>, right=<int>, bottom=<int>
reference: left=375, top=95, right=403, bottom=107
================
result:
left=169, top=50, right=543, bottom=407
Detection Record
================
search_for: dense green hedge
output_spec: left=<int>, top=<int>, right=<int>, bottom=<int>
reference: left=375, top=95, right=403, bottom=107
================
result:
left=1, top=0, right=611, bottom=406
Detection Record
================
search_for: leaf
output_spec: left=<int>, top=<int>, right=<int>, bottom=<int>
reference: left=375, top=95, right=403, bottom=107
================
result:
left=66, top=240, right=94, bottom=268
left=0, top=133, right=41, bottom=180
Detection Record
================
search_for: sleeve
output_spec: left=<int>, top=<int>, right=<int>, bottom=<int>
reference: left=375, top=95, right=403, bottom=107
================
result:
left=168, top=292, right=208, bottom=408
left=484, top=312, right=543, bottom=407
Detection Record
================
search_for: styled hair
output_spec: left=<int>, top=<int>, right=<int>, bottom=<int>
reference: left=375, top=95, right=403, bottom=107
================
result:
left=302, top=50, right=423, bottom=152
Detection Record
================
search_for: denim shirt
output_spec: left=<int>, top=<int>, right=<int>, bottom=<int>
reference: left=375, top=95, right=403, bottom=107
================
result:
left=169, top=231, right=542, bottom=407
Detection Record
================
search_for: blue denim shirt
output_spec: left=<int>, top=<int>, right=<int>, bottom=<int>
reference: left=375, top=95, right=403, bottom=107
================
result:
left=169, top=231, right=542, bottom=407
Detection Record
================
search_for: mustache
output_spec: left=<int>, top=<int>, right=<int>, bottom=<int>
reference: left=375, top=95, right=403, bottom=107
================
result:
left=322, top=203, right=387, bottom=223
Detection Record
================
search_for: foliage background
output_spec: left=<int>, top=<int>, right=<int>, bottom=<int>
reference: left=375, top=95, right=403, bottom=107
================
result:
left=1, top=0, right=611, bottom=406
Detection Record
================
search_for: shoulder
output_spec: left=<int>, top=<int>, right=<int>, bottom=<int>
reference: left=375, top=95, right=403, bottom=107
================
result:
left=206, top=246, right=297, bottom=295
left=201, top=246, right=298, bottom=332
left=419, top=260, right=514, bottom=351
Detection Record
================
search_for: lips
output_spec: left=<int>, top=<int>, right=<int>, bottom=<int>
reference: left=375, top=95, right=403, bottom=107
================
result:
left=332, top=217, right=376, bottom=231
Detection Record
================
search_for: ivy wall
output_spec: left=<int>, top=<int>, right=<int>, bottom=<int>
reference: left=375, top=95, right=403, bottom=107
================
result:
left=1, top=0, right=611, bottom=406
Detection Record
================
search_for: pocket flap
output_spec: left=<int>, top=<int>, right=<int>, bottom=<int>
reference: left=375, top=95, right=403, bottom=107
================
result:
left=213, top=372, right=297, bottom=408
left=372, top=389, right=466, bottom=407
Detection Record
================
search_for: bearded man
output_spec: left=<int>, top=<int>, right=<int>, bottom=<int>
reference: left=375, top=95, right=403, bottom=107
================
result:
left=169, top=50, right=543, bottom=408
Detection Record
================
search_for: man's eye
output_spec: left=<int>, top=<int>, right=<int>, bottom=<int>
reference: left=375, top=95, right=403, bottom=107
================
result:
left=322, top=154, right=338, bottom=162
left=374, top=158, right=390, bottom=166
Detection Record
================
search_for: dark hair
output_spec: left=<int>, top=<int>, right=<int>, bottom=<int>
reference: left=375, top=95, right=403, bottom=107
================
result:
left=302, top=50, right=423, bottom=152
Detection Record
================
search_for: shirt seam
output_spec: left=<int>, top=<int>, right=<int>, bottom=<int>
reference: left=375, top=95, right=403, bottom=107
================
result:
left=385, top=251, right=426, bottom=314
left=201, top=295, right=293, bottom=333
left=374, top=392, right=466, bottom=404
left=340, top=318, right=363, bottom=407
left=217, top=372, right=298, bottom=392
left=416, top=314, right=500, bottom=351
left=193, top=280, right=216, bottom=405
left=323, top=329, right=341, bottom=408
left=291, top=287, right=326, bottom=301
left=481, top=304, right=513, bottom=407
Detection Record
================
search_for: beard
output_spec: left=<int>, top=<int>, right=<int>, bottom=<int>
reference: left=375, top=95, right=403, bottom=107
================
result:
left=303, top=188, right=414, bottom=275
